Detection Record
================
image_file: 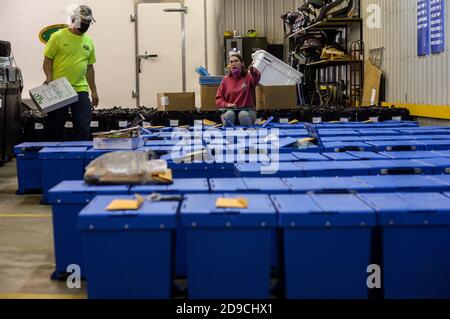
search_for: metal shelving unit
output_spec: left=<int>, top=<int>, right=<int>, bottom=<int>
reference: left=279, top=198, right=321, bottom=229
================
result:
left=287, top=17, right=364, bottom=106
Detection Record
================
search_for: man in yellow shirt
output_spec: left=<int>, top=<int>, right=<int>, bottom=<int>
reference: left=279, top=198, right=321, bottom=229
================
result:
left=43, top=5, right=98, bottom=141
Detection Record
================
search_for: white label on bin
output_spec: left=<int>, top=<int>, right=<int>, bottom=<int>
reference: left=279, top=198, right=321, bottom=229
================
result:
left=119, top=121, right=128, bottom=128
left=65, top=122, right=73, bottom=128
left=369, top=117, right=379, bottom=122
left=279, top=118, right=289, bottom=124
left=161, top=96, right=169, bottom=106
left=170, top=119, right=179, bottom=127
left=90, top=121, right=99, bottom=128
left=392, top=116, right=402, bottom=121
left=313, top=117, right=322, bottom=124
left=143, top=121, right=151, bottom=127
left=35, top=123, right=44, bottom=130
left=194, top=120, right=203, bottom=126
left=340, top=118, right=349, bottom=122
left=0, top=98, right=2, bottom=108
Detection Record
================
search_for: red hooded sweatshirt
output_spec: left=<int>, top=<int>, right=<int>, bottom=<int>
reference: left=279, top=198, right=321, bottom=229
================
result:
left=215, top=67, right=261, bottom=109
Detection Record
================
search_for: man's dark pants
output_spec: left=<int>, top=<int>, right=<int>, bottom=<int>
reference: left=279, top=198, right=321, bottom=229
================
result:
left=48, top=92, right=92, bottom=141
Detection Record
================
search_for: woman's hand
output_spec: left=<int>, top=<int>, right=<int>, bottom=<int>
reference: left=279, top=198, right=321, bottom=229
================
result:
left=227, top=103, right=237, bottom=108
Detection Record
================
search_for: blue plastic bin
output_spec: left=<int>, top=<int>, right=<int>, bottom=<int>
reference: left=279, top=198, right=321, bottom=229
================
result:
left=379, top=151, right=444, bottom=160
left=48, top=181, right=129, bottom=279
left=283, top=177, right=372, bottom=193
left=322, top=141, right=373, bottom=152
left=357, top=175, right=450, bottom=192
left=413, top=157, right=450, bottom=174
left=322, top=152, right=359, bottom=161
left=79, top=195, right=177, bottom=299
left=361, top=159, right=434, bottom=175
left=292, top=152, right=329, bottom=161
left=273, top=194, right=376, bottom=299
left=358, top=192, right=450, bottom=299
left=180, top=194, right=276, bottom=299
left=366, top=140, right=427, bottom=152
left=39, top=147, right=87, bottom=203
left=295, top=161, right=369, bottom=177
left=235, top=162, right=303, bottom=178
left=346, top=151, right=388, bottom=160
left=14, top=142, right=61, bottom=194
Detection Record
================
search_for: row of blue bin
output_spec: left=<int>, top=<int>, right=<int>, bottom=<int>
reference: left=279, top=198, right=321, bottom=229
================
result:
left=74, top=192, right=450, bottom=299
left=48, top=175, right=450, bottom=297
left=14, top=138, right=450, bottom=196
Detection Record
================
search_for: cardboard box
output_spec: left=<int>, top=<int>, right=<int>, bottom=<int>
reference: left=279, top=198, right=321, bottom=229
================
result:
left=200, top=85, right=219, bottom=112
left=256, top=85, right=297, bottom=110
left=362, top=60, right=382, bottom=106
left=29, top=77, right=78, bottom=113
left=157, top=92, right=195, bottom=112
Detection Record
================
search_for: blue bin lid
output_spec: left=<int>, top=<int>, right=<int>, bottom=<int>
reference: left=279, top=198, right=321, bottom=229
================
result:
left=318, top=129, right=360, bottom=137
left=266, top=153, right=298, bottom=162
left=209, top=178, right=247, bottom=192
left=359, top=193, right=450, bottom=226
left=322, top=152, right=358, bottom=161
left=379, top=151, right=443, bottom=159
left=360, top=159, right=434, bottom=175
left=136, top=146, right=161, bottom=152
left=131, top=178, right=209, bottom=193
left=364, top=135, right=415, bottom=141
left=235, top=162, right=303, bottom=177
left=435, top=150, right=450, bottom=157
left=243, top=178, right=290, bottom=192
left=145, top=139, right=178, bottom=146
left=398, top=129, right=450, bottom=135
left=321, top=136, right=365, bottom=142
left=292, top=153, right=329, bottom=161
left=366, top=140, right=427, bottom=151
left=346, top=151, right=388, bottom=160
left=78, top=195, right=178, bottom=230
left=38, top=147, right=87, bottom=159
left=418, top=139, right=450, bottom=150
left=273, top=194, right=376, bottom=227
left=59, top=141, right=93, bottom=148
left=429, top=175, right=450, bottom=186
left=295, top=161, right=369, bottom=176
left=14, top=142, right=61, bottom=155
left=357, top=175, right=448, bottom=192
left=180, top=194, right=277, bottom=228
left=358, top=129, right=399, bottom=135
left=410, top=135, right=450, bottom=140
left=283, top=177, right=372, bottom=193
left=413, top=158, right=450, bottom=173
left=48, top=181, right=130, bottom=204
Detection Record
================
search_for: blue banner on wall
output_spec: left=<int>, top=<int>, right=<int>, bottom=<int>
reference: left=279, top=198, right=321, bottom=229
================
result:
left=430, top=0, right=446, bottom=53
left=418, top=0, right=431, bottom=56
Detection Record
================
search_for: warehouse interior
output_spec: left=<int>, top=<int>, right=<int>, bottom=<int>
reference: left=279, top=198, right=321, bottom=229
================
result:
left=0, top=0, right=450, bottom=301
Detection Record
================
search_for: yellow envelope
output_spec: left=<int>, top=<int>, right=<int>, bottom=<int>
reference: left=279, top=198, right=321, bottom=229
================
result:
left=153, top=169, right=173, bottom=184
left=106, top=194, right=144, bottom=211
left=363, top=120, right=373, bottom=123
left=203, top=119, right=218, bottom=126
left=289, top=119, right=299, bottom=125
left=297, top=137, right=316, bottom=144
left=178, top=125, right=190, bottom=129
left=216, top=197, right=249, bottom=209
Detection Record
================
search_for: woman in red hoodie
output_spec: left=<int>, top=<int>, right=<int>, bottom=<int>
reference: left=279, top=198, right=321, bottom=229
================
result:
left=216, top=54, right=261, bottom=127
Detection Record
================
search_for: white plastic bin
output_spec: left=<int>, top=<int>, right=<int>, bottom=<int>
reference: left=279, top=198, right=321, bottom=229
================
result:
left=252, top=50, right=303, bottom=85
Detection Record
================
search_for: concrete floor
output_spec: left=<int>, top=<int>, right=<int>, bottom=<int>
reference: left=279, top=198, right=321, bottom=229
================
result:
left=0, top=159, right=86, bottom=299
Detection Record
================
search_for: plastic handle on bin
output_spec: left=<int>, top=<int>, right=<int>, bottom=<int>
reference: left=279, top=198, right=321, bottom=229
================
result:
left=380, top=168, right=422, bottom=175
left=387, top=145, right=416, bottom=151
left=334, top=146, right=363, bottom=152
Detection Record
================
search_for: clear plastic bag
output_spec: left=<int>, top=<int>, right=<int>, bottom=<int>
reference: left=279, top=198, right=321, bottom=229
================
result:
left=84, top=151, right=170, bottom=185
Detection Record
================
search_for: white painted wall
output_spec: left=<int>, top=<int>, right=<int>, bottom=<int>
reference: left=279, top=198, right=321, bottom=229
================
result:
left=0, top=0, right=212, bottom=108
